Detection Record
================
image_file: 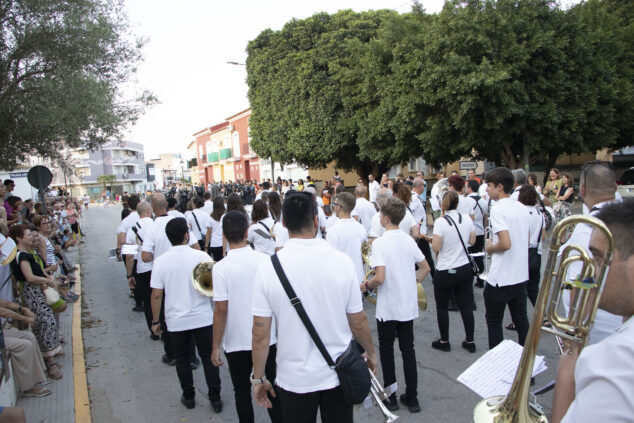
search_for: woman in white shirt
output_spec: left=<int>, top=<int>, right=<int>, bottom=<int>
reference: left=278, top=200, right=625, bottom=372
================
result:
left=431, top=191, right=477, bottom=353
left=205, top=197, right=225, bottom=261
left=518, top=185, right=545, bottom=307
left=247, top=200, right=276, bottom=256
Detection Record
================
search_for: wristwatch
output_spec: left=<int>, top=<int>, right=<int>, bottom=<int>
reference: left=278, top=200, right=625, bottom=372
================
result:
left=151, top=321, right=160, bottom=326
left=249, top=373, right=267, bottom=385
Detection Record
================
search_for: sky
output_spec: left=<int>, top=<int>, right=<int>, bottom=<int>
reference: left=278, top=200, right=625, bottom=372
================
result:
left=123, top=0, right=447, bottom=160
left=123, top=0, right=579, bottom=160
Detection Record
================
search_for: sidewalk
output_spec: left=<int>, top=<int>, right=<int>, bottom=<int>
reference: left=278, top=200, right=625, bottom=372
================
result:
left=16, top=251, right=90, bottom=423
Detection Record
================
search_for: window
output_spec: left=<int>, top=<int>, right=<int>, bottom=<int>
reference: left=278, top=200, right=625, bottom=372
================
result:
left=232, top=132, right=240, bottom=157
left=198, top=145, right=204, bottom=160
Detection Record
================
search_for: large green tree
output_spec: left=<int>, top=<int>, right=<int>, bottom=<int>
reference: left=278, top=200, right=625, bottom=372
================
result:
left=246, top=9, right=398, bottom=180
left=0, top=0, right=155, bottom=168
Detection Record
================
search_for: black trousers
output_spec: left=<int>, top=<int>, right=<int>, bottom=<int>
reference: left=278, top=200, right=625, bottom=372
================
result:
left=277, top=385, right=351, bottom=423
left=433, top=264, right=475, bottom=342
left=527, top=248, right=541, bottom=307
left=208, top=246, right=223, bottom=262
left=416, top=238, right=435, bottom=277
left=376, top=319, right=417, bottom=398
left=197, top=239, right=205, bottom=250
left=469, top=235, right=485, bottom=282
left=170, top=324, right=221, bottom=401
left=135, top=270, right=152, bottom=331
left=126, top=259, right=142, bottom=307
left=225, top=346, right=283, bottom=423
left=483, top=282, right=529, bottom=349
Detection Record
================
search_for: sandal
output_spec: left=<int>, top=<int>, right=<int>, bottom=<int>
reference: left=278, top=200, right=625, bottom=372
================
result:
left=506, top=322, right=517, bottom=331
left=47, top=363, right=63, bottom=380
left=542, top=319, right=552, bottom=328
left=24, top=386, right=52, bottom=397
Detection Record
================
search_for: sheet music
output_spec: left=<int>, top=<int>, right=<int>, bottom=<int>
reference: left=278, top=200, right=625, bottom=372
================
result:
left=107, top=248, right=118, bottom=259
left=457, top=339, right=547, bottom=398
left=121, top=244, right=139, bottom=255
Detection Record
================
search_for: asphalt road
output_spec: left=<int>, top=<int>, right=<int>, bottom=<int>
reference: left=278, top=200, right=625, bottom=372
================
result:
left=80, top=205, right=558, bottom=423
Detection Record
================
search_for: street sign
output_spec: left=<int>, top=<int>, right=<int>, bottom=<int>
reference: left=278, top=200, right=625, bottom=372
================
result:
left=484, top=161, right=496, bottom=172
left=27, top=166, right=53, bottom=189
left=460, top=161, right=477, bottom=170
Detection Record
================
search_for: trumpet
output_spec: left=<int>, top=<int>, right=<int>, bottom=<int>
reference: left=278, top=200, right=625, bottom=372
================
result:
left=473, top=215, right=614, bottom=423
left=191, top=260, right=215, bottom=297
left=367, top=369, right=399, bottom=422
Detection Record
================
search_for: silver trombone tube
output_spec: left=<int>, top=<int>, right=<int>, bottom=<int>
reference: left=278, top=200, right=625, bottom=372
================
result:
left=368, top=369, right=399, bottom=422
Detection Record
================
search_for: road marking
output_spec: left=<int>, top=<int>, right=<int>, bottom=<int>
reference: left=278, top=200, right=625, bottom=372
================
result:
left=73, top=264, right=92, bottom=423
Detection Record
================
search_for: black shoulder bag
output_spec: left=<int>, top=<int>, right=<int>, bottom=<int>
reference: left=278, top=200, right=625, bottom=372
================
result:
left=444, top=214, right=480, bottom=276
left=270, top=254, right=371, bottom=404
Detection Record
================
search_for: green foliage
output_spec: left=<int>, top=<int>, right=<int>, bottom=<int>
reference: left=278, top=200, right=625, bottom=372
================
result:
left=246, top=1, right=633, bottom=172
left=97, top=174, right=116, bottom=190
left=0, top=0, right=156, bottom=168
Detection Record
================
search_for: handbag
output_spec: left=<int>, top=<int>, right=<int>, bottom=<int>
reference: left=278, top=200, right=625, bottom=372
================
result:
left=270, top=254, right=371, bottom=404
left=43, top=286, right=66, bottom=312
left=443, top=214, right=480, bottom=276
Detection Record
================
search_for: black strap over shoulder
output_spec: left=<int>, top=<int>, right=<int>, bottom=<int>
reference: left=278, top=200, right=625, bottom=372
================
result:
left=270, top=254, right=336, bottom=368
left=191, top=211, right=202, bottom=235
left=259, top=221, right=270, bottom=232
left=443, top=214, right=471, bottom=262
left=131, top=221, right=143, bottom=243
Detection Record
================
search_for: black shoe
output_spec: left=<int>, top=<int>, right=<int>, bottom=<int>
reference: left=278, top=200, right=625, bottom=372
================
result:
left=162, top=354, right=176, bottom=366
left=472, top=303, right=477, bottom=311
left=506, top=322, right=517, bottom=331
left=399, top=394, right=421, bottom=413
left=448, top=302, right=459, bottom=312
left=150, top=333, right=159, bottom=341
left=462, top=341, right=476, bottom=354
left=474, top=280, right=484, bottom=288
left=181, top=395, right=195, bottom=409
left=382, top=394, right=399, bottom=412
left=190, top=357, right=200, bottom=370
left=432, top=339, right=451, bottom=352
left=210, top=398, right=223, bottom=413
left=132, top=305, right=143, bottom=312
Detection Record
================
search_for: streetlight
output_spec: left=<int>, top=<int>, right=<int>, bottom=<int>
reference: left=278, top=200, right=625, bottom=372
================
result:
left=180, top=159, right=185, bottom=185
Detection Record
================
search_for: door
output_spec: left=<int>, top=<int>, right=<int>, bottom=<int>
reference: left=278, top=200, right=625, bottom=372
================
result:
left=244, top=161, right=250, bottom=181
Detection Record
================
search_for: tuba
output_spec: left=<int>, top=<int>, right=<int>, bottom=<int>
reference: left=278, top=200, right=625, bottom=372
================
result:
left=361, top=241, right=377, bottom=304
left=191, top=260, right=215, bottom=297
left=473, top=215, right=614, bottom=423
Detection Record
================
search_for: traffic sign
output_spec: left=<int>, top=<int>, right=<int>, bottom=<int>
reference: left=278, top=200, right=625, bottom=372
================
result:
left=460, top=161, right=477, bottom=170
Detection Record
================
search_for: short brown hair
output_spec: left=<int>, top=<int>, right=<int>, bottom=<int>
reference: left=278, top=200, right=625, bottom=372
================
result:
left=251, top=200, right=269, bottom=222
left=380, top=197, right=406, bottom=225
left=396, top=185, right=412, bottom=206
left=9, top=224, right=29, bottom=242
left=335, top=192, right=356, bottom=213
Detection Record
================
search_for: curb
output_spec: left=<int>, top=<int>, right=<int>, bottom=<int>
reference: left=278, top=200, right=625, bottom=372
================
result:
left=72, top=264, right=91, bottom=423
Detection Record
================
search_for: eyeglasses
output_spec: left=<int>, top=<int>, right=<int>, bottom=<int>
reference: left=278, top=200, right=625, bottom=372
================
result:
left=331, top=202, right=339, bottom=207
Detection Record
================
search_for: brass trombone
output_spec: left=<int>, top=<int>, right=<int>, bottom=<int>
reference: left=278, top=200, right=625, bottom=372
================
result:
left=191, top=260, right=215, bottom=297
left=473, top=215, right=614, bottom=423
left=367, top=369, right=400, bottom=422
left=478, top=226, right=493, bottom=282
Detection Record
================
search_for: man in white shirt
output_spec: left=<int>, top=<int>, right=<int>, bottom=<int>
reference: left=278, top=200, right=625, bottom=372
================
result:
left=116, top=195, right=140, bottom=303
left=465, top=180, right=488, bottom=288
left=251, top=191, right=377, bottom=423
left=327, top=193, right=367, bottom=284
left=142, top=194, right=200, bottom=367
left=352, top=185, right=376, bottom=234
left=411, top=178, right=435, bottom=276
left=483, top=167, right=531, bottom=349
left=552, top=199, right=634, bottom=423
left=167, top=197, right=186, bottom=219
left=211, top=211, right=282, bottom=423
left=447, top=175, right=475, bottom=220
left=186, top=197, right=211, bottom=250
left=368, top=173, right=380, bottom=203
left=150, top=218, right=222, bottom=412
left=558, top=163, right=622, bottom=345
left=124, top=202, right=155, bottom=334
left=202, top=191, right=214, bottom=214
left=255, top=181, right=272, bottom=202
left=362, top=197, right=430, bottom=413
left=368, top=188, right=417, bottom=241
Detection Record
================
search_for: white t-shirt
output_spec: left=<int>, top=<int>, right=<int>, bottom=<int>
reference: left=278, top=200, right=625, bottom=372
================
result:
left=167, top=209, right=186, bottom=219
left=202, top=200, right=214, bottom=214
left=316, top=207, right=327, bottom=238
left=352, top=197, right=377, bottom=234
left=511, top=187, right=546, bottom=202
left=371, top=229, right=424, bottom=322
left=142, top=215, right=197, bottom=260
left=274, top=222, right=289, bottom=249
left=526, top=205, right=545, bottom=252
left=559, top=200, right=621, bottom=344
left=117, top=211, right=139, bottom=235
left=186, top=208, right=211, bottom=241
left=150, top=245, right=213, bottom=332
left=466, top=193, right=488, bottom=236
left=206, top=216, right=224, bottom=248
left=213, top=247, right=276, bottom=352
left=368, top=209, right=416, bottom=239
left=252, top=238, right=362, bottom=394
left=409, top=192, right=426, bottom=229
left=487, top=197, right=530, bottom=287
left=125, top=217, right=153, bottom=273
left=326, top=218, right=367, bottom=283
left=368, top=180, right=380, bottom=203
left=562, top=317, right=634, bottom=423
left=432, top=211, right=475, bottom=271
left=457, top=195, right=475, bottom=218
left=478, top=183, right=488, bottom=201
left=247, top=218, right=276, bottom=256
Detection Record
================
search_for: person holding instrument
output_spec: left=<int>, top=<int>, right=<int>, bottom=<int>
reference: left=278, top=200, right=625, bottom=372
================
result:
left=552, top=199, right=634, bottom=423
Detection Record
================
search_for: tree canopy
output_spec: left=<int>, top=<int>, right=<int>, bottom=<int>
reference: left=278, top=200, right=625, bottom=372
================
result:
left=246, top=0, right=633, bottom=174
left=0, top=0, right=155, bottom=169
